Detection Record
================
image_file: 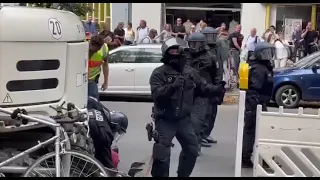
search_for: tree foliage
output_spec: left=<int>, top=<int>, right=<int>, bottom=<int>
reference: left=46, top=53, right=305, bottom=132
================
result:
left=27, top=3, right=93, bottom=17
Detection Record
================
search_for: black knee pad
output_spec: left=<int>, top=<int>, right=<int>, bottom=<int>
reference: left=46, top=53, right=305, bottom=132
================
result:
left=153, top=143, right=171, bottom=162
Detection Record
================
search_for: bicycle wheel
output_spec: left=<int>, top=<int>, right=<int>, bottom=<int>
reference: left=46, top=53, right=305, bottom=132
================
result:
left=229, top=67, right=239, bottom=90
left=23, top=150, right=108, bottom=177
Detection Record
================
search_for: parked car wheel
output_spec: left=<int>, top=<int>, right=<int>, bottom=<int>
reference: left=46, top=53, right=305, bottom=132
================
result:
left=275, top=85, right=301, bottom=109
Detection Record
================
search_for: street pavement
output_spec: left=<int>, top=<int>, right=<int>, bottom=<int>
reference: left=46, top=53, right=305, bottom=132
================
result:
left=101, top=100, right=320, bottom=177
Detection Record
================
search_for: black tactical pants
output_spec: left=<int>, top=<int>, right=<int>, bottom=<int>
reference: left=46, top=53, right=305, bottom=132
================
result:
left=202, top=103, right=218, bottom=138
left=151, top=117, right=198, bottom=177
left=242, top=94, right=268, bottom=162
left=190, top=97, right=208, bottom=142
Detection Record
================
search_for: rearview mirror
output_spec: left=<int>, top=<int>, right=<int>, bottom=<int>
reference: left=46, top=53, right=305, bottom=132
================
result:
left=311, top=63, right=320, bottom=72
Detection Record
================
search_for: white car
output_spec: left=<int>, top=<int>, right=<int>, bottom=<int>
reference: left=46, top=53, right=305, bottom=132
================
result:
left=98, top=43, right=162, bottom=96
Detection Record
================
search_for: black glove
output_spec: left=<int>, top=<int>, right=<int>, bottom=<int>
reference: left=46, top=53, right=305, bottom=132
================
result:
left=205, top=84, right=223, bottom=93
left=172, top=76, right=184, bottom=88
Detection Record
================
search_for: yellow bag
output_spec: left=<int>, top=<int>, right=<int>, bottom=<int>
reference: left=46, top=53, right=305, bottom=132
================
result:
left=238, top=62, right=249, bottom=90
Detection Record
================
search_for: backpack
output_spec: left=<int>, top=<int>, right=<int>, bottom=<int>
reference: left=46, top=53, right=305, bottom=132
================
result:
left=247, top=35, right=259, bottom=44
left=139, top=36, right=155, bottom=44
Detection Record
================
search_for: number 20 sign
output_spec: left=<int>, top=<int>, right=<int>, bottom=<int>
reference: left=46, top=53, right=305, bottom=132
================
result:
left=48, top=18, right=63, bottom=40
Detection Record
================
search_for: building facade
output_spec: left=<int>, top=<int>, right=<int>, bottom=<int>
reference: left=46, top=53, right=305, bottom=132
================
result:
left=131, top=3, right=266, bottom=40
left=131, top=3, right=320, bottom=42
left=268, top=4, right=318, bottom=40
left=7, top=3, right=319, bottom=41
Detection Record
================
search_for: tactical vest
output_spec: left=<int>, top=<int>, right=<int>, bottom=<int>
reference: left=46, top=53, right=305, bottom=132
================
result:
left=88, top=43, right=109, bottom=80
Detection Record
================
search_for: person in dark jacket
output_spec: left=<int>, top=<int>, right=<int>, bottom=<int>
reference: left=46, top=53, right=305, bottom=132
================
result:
left=201, top=27, right=225, bottom=146
left=242, top=42, right=274, bottom=168
left=149, top=37, right=223, bottom=177
left=186, top=31, right=221, bottom=154
left=87, top=96, right=114, bottom=169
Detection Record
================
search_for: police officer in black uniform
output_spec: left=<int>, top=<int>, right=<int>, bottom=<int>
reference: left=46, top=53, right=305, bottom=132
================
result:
left=186, top=32, right=219, bottom=152
left=149, top=37, right=223, bottom=177
left=242, top=42, right=274, bottom=168
left=200, top=27, right=225, bottom=145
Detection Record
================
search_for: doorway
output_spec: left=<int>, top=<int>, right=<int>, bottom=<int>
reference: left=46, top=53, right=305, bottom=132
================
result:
left=164, top=3, right=241, bottom=30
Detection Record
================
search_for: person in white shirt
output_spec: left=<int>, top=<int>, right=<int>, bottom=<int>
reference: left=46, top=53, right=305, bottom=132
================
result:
left=183, top=19, right=193, bottom=35
left=244, top=28, right=264, bottom=60
left=155, top=24, right=172, bottom=42
left=135, top=20, right=149, bottom=43
left=124, top=22, right=135, bottom=45
left=140, top=29, right=158, bottom=44
left=274, top=32, right=289, bottom=68
left=263, top=25, right=278, bottom=44
left=196, top=20, right=203, bottom=32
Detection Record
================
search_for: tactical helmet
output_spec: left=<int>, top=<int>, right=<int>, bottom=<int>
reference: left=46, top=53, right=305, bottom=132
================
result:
left=108, top=111, right=128, bottom=143
left=249, top=42, right=275, bottom=61
left=187, top=32, right=207, bottom=53
left=161, top=37, right=188, bottom=57
left=110, top=111, right=128, bottom=134
left=201, top=27, right=218, bottom=45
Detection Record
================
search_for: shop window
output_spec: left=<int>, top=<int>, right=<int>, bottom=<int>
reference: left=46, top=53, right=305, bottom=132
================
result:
left=275, top=5, right=312, bottom=40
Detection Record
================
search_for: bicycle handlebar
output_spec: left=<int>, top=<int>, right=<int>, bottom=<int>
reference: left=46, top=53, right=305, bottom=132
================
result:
left=0, top=102, right=88, bottom=127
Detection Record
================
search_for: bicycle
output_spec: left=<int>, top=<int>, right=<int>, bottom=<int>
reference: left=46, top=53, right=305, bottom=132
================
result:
left=0, top=103, right=108, bottom=177
left=226, top=49, right=239, bottom=91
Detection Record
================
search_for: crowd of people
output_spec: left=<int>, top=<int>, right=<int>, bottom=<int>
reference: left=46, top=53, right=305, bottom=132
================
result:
left=245, top=21, right=320, bottom=68
left=83, top=15, right=320, bottom=73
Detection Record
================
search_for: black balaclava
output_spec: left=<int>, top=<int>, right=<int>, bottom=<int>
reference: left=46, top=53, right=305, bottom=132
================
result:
left=161, top=47, right=185, bottom=72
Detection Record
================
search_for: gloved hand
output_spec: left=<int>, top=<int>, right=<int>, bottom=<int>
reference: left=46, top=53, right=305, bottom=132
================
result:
left=172, top=76, right=185, bottom=88
left=205, top=84, right=224, bottom=93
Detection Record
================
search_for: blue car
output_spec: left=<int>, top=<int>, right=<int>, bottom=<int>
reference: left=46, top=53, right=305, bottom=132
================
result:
left=272, top=51, right=320, bottom=108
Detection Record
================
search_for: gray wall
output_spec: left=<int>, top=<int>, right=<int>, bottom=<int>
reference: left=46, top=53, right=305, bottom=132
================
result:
left=111, top=3, right=130, bottom=30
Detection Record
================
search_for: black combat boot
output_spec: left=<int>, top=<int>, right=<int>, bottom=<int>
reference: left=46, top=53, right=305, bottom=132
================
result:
left=200, top=139, right=211, bottom=147
left=205, top=136, right=217, bottom=144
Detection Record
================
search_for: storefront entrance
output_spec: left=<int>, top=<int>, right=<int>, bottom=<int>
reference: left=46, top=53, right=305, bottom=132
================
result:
left=275, top=5, right=313, bottom=40
left=164, top=3, right=241, bottom=29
